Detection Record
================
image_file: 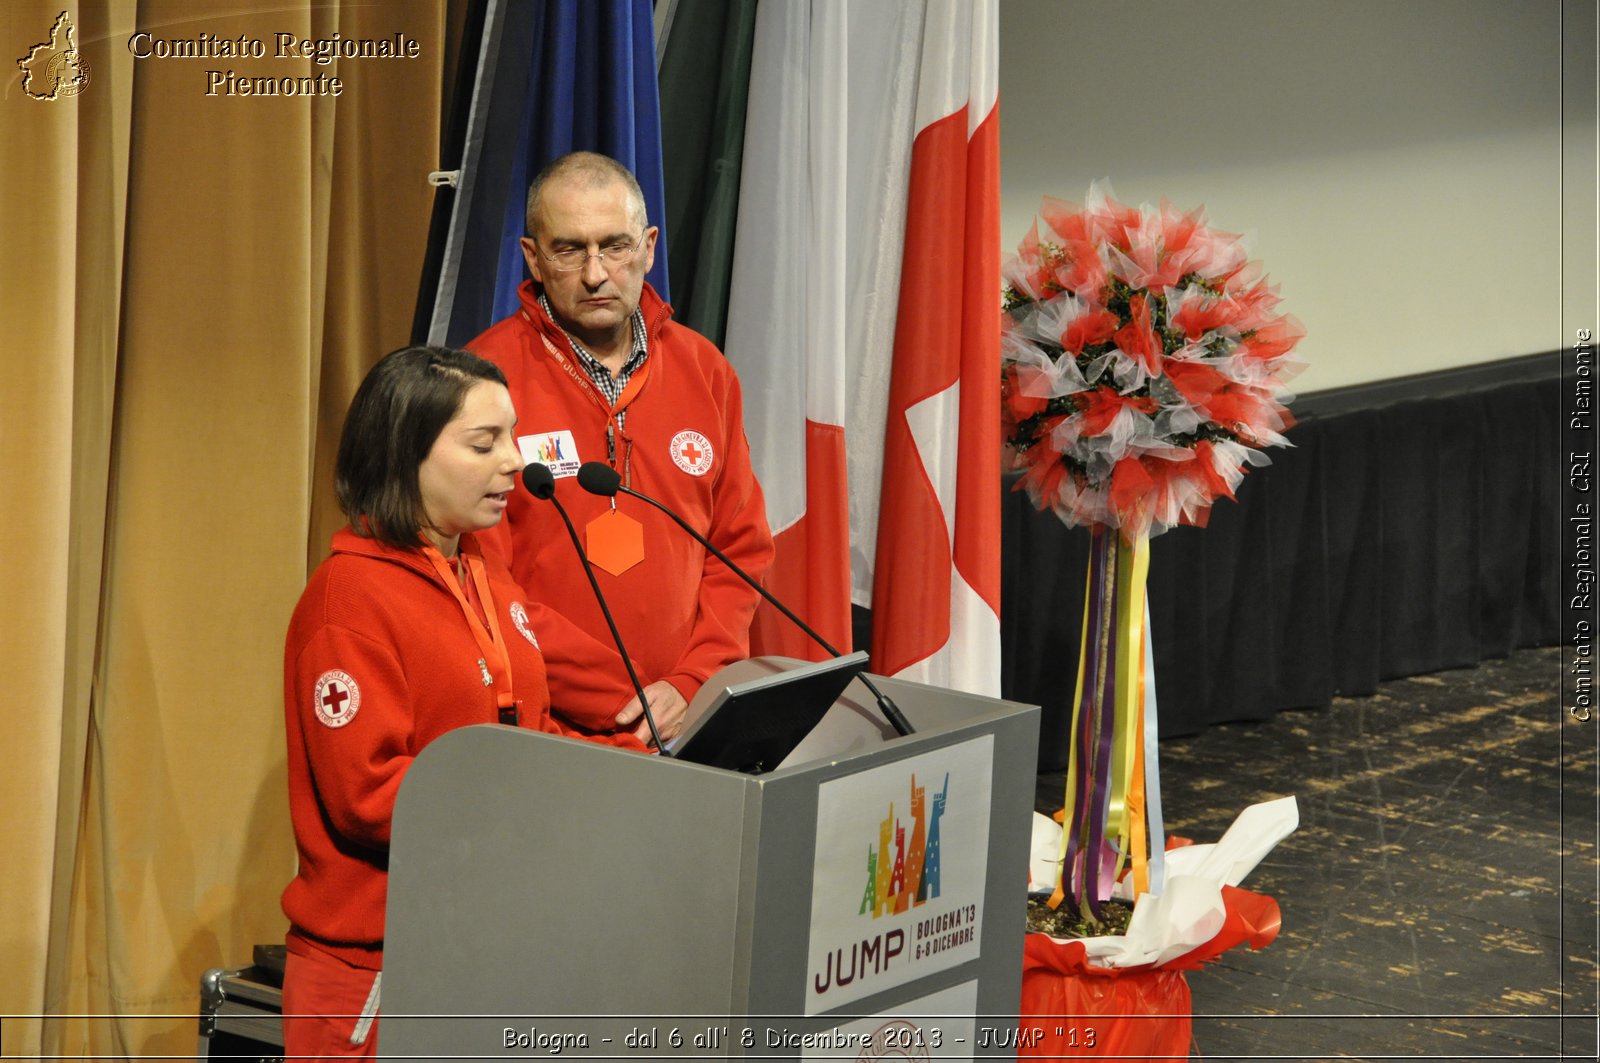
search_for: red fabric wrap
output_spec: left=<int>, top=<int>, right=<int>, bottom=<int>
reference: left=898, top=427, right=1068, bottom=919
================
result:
left=1017, top=885, right=1282, bottom=1057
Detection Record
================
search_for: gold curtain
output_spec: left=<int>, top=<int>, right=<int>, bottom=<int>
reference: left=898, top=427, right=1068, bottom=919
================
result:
left=1, top=1, right=449, bottom=1056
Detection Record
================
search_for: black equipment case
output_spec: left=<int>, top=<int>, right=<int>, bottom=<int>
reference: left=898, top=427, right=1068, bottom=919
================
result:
left=197, top=944, right=284, bottom=1061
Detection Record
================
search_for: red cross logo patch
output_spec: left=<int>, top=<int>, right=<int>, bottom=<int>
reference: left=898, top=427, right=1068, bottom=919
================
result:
left=312, top=669, right=360, bottom=729
left=670, top=430, right=714, bottom=477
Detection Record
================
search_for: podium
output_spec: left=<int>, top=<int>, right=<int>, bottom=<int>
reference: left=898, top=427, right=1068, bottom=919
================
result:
left=380, top=665, right=1039, bottom=1060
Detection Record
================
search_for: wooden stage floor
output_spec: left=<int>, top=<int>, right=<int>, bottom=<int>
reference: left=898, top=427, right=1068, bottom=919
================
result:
left=1034, top=645, right=1598, bottom=1061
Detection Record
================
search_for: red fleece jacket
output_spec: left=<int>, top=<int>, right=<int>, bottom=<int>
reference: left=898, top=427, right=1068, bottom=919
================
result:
left=281, top=528, right=643, bottom=966
left=468, top=281, right=774, bottom=724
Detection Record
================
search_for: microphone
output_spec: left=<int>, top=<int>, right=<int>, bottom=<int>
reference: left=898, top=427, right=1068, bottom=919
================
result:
left=523, top=463, right=557, bottom=499
left=575, top=461, right=915, bottom=738
left=520, top=463, right=668, bottom=754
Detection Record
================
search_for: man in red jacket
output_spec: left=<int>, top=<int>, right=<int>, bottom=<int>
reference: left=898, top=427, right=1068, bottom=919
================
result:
left=469, top=151, right=774, bottom=744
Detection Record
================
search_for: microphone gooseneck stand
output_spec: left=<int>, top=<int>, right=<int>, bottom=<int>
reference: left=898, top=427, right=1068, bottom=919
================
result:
left=574, top=461, right=915, bottom=738
left=520, top=463, right=668, bottom=755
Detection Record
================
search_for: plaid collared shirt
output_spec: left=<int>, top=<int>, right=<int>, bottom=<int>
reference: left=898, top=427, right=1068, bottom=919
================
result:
left=540, top=293, right=649, bottom=423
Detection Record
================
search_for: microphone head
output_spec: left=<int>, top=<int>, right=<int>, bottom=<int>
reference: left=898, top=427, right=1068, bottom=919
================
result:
left=577, top=461, right=622, bottom=497
left=521, top=462, right=556, bottom=500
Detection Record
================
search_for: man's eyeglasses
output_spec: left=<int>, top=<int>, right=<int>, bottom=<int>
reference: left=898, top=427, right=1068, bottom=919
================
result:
left=538, top=235, right=645, bottom=273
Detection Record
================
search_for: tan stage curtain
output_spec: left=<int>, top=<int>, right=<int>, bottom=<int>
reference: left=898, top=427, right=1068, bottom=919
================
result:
left=0, top=1, right=449, bottom=1057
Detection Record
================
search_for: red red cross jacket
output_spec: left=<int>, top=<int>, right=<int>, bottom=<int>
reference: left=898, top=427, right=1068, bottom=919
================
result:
left=281, top=528, right=644, bottom=966
left=468, top=281, right=775, bottom=724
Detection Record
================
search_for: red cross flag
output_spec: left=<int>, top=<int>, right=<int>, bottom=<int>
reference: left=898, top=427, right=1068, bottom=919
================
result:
left=725, top=0, right=1000, bottom=695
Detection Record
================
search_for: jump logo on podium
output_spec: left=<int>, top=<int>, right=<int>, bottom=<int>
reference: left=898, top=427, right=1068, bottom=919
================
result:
left=806, top=737, right=992, bottom=1015
left=859, top=773, right=948, bottom=917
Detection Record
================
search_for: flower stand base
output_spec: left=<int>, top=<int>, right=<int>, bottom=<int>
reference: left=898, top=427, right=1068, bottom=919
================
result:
left=1019, top=934, right=1193, bottom=1059
left=1018, top=884, right=1283, bottom=1058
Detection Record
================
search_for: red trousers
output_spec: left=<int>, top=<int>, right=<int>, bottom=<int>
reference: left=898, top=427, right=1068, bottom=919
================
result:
left=282, top=935, right=381, bottom=1060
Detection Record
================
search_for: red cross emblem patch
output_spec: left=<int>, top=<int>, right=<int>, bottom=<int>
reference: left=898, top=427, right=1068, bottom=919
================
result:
left=670, top=430, right=714, bottom=477
left=312, top=669, right=361, bottom=728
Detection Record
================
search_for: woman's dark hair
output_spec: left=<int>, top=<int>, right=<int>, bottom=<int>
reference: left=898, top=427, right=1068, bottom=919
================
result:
left=335, top=345, right=509, bottom=550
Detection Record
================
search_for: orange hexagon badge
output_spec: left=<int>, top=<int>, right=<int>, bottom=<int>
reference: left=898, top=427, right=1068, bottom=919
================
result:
left=585, top=510, right=644, bottom=576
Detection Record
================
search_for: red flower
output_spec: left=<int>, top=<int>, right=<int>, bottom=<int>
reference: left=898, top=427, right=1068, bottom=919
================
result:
left=1163, top=360, right=1229, bottom=409
left=1040, top=197, right=1094, bottom=243
left=1060, top=307, right=1121, bottom=354
left=1109, top=456, right=1156, bottom=530
left=1159, top=200, right=1203, bottom=259
left=1017, top=453, right=1071, bottom=506
left=1009, top=221, right=1055, bottom=297
left=1112, top=293, right=1163, bottom=377
left=1110, top=238, right=1187, bottom=290
left=1087, top=197, right=1143, bottom=254
left=1236, top=316, right=1306, bottom=363
left=1075, top=387, right=1157, bottom=437
left=1171, top=291, right=1248, bottom=341
left=1051, top=239, right=1107, bottom=299
left=1204, top=387, right=1281, bottom=443
left=1005, top=384, right=1049, bottom=423
left=1190, top=440, right=1235, bottom=501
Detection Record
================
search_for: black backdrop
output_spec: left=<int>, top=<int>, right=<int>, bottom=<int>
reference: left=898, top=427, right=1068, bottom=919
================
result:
left=996, top=354, right=1563, bottom=769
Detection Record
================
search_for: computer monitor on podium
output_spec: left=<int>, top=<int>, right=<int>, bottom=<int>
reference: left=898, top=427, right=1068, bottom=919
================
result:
left=671, top=651, right=869, bottom=773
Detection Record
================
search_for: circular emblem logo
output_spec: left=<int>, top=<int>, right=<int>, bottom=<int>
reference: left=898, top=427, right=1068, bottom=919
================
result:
left=312, top=670, right=360, bottom=728
left=670, top=430, right=714, bottom=477
left=509, top=601, right=539, bottom=649
left=47, top=50, right=90, bottom=97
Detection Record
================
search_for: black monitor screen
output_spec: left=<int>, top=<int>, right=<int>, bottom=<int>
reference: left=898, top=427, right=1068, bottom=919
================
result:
left=671, top=652, right=870, bottom=774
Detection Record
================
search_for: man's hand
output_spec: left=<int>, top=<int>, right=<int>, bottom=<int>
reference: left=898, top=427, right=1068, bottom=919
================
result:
left=615, top=680, right=689, bottom=746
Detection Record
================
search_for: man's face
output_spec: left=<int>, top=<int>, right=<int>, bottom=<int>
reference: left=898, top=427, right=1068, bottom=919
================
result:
left=521, top=178, right=657, bottom=353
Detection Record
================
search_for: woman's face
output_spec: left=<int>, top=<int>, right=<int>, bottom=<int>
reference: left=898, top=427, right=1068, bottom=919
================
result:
left=417, top=380, right=521, bottom=553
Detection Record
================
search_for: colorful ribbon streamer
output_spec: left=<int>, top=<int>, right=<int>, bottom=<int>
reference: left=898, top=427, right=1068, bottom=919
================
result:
left=1050, top=527, right=1166, bottom=917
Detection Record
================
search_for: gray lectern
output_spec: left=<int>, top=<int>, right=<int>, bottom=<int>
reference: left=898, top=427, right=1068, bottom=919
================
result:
left=380, top=664, right=1039, bottom=1060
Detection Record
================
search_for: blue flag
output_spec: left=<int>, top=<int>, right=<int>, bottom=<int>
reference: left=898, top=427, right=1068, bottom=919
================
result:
left=425, top=0, right=669, bottom=347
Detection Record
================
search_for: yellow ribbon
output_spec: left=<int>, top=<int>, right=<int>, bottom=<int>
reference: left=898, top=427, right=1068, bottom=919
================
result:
left=1048, top=528, right=1099, bottom=911
left=1104, top=535, right=1146, bottom=891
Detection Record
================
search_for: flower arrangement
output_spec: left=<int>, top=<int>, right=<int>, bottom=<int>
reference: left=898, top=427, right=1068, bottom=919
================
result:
left=1005, top=189, right=1303, bottom=1055
left=1001, top=183, right=1305, bottom=539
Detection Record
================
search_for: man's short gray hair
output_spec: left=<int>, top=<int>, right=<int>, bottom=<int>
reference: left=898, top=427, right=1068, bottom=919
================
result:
left=525, top=151, right=649, bottom=238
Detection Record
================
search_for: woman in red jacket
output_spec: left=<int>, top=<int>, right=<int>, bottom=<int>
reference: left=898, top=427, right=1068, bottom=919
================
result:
left=280, top=345, right=645, bottom=1058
